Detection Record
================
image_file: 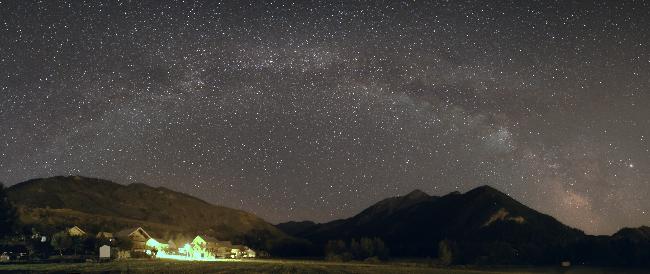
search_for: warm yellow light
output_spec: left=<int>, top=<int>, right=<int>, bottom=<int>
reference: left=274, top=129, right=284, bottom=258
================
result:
left=146, top=236, right=217, bottom=261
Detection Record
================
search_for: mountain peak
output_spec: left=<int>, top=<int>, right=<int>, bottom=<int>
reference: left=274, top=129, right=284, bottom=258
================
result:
left=404, top=189, right=429, bottom=199
left=466, top=185, right=504, bottom=196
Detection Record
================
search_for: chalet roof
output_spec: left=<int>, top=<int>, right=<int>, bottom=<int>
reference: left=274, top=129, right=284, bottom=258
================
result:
left=114, top=227, right=151, bottom=239
left=96, top=232, right=114, bottom=238
left=193, top=235, right=220, bottom=243
left=69, top=226, right=86, bottom=234
left=147, top=237, right=168, bottom=246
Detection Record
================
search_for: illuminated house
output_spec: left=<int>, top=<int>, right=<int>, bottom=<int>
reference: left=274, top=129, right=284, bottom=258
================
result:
left=115, top=227, right=152, bottom=252
left=190, top=236, right=256, bottom=259
left=67, top=226, right=87, bottom=237
left=190, top=236, right=219, bottom=259
left=145, top=235, right=217, bottom=261
left=107, top=229, right=254, bottom=261
left=192, top=236, right=219, bottom=252
left=230, top=246, right=242, bottom=258
left=245, top=248, right=256, bottom=258
left=145, top=238, right=170, bottom=255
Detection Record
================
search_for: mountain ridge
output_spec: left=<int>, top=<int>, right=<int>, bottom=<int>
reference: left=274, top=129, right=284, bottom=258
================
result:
left=6, top=175, right=294, bottom=254
left=277, top=185, right=649, bottom=265
left=277, top=185, right=637, bottom=265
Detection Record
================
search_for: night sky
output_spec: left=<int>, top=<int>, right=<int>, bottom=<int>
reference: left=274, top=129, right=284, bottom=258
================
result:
left=1, top=1, right=648, bottom=235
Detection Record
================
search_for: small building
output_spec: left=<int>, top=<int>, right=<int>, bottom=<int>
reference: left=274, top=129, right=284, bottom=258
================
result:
left=230, top=245, right=255, bottom=259
left=99, top=245, right=111, bottom=259
left=192, top=235, right=223, bottom=251
left=67, top=226, right=87, bottom=237
left=191, top=236, right=238, bottom=258
left=115, top=227, right=151, bottom=252
left=245, top=248, right=256, bottom=258
left=230, top=245, right=246, bottom=258
left=190, top=236, right=218, bottom=259
left=214, top=240, right=233, bottom=258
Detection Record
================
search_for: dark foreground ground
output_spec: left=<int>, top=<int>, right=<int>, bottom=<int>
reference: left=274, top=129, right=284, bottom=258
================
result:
left=0, top=259, right=647, bottom=274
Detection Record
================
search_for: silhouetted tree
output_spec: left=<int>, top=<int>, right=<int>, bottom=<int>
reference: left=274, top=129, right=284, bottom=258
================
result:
left=25, top=235, right=53, bottom=259
left=372, top=238, right=389, bottom=260
left=70, top=236, right=86, bottom=255
left=115, top=237, right=133, bottom=251
left=325, top=240, right=349, bottom=261
left=83, top=236, right=98, bottom=255
left=51, top=231, right=72, bottom=255
left=0, top=182, right=18, bottom=239
left=350, top=239, right=361, bottom=259
left=360, top=238, right=374, bottom=259
left=325, top=238, right=390, bottom=261
left=438, top=240, right=453, bottom=266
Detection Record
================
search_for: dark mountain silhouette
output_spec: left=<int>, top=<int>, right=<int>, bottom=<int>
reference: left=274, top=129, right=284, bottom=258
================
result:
left=568, top=226, right=650, bottom=266
left=275, top=221, right=318, bottom=236
left=6, top=176, right=300, bottom=254
left=278, top=186, right=649, bottom=266
left=613, top=226, right=650, bottom=242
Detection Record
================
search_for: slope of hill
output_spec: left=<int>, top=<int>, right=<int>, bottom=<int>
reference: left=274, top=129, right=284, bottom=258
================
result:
left=279, top=185, right=586, bottom=264
left=7, top=176, right=290, bottom=252
left=275, top=221, right=317, bottom=236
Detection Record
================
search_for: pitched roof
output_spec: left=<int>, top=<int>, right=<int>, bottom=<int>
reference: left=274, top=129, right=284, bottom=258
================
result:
left=192, top=235, right=207, bottom=244
left=68, top=226, right=86, bottom=235
left=96, top=232, right=114, bottom=238
left=114, top=227, right=151, bottom=239
left=193, top=235, right=220, bottom=243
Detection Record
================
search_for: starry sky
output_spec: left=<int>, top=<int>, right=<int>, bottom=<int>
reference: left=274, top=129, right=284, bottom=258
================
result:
left=1, top=1, right=648, bottom=235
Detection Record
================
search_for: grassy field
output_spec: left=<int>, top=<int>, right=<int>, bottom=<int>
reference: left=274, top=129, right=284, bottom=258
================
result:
left=0, top=259, right=646, bottom=274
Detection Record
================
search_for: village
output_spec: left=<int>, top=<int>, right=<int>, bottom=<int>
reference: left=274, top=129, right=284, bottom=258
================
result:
left=1, top=225, right=256, bottom=262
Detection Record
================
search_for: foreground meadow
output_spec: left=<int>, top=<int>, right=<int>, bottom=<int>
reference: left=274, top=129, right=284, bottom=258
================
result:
left=0, top=259, right=646, bottom=274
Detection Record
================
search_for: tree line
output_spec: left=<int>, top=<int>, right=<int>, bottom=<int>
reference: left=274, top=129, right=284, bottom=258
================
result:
left=324, top=237, right=389, bottom=262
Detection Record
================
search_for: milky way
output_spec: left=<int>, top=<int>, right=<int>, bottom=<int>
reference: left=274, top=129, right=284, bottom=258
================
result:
left=1, top=1, right=649, bottom=235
